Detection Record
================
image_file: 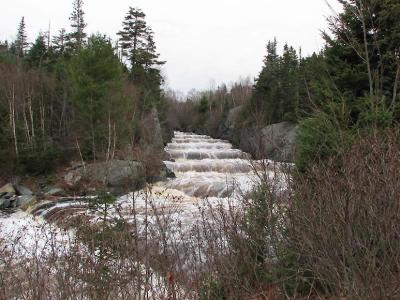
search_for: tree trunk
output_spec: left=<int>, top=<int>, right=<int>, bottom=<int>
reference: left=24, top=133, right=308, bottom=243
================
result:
left=9, top=85, right=19, bottom=157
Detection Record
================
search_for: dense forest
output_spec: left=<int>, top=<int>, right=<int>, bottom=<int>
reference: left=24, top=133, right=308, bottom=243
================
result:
left=0, top=1, right=166, bottom=177
left=0, top=0, right=400, bottom=299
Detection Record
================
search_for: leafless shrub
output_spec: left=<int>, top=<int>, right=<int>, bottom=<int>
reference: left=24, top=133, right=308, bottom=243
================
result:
left=0, top=156, right=288, bottom=300
left=287, top=129, right=400, bottom=299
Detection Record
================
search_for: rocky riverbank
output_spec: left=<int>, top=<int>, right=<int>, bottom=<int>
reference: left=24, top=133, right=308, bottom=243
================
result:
left=195, top=105, right=298, bottom=162
left=0, top=108, right=175, bottom=212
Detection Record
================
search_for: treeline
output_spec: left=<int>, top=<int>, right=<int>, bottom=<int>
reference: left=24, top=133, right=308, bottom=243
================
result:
left=164, top=78, right=252, bottom=136
left=0, top=1, right=165, bottom=175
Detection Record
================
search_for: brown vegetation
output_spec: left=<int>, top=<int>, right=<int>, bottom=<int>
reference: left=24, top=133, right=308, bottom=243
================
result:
left=287, top=130, right=400, bottom=299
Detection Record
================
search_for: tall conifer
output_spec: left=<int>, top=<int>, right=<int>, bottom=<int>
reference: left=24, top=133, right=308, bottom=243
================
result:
left=67, top=0, right=87, bottom=52
left=117, top=7, right=164, bottom=86
left=15, top=17, right=28, bottom=57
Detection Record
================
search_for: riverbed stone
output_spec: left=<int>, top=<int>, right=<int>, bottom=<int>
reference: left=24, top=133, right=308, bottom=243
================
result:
left=0, top=198, right=11, bottom=209
left=16, top=195, right=36, bottom=207
left=15, top=185, right=33, bottom=196
left=0, top=183, right=15, bottom=195
left=45, top=187, right=64, bottom=196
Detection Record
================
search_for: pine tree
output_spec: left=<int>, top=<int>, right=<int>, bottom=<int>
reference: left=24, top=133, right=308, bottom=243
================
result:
left=143, top=28, right=165, bottom=86
left=69, top=34, right=129, bottom=160
left=323, top=0, right=400, bottom=124
left=67, top=0, right=87, bottom=52
left=278, top=44, right=299, bottom=122
left=252, top=38, right=281, bottom=122
left=117, top=7, right=164, bottom=86
left=27, top=32, right=47, bottom=68
left=0, top=41, right=9, bottom=58
left=15, top=17, right=28, bottom=57
left=52, top=28, right=67, bottom=57
left=117, top=7, right=147, bottom=63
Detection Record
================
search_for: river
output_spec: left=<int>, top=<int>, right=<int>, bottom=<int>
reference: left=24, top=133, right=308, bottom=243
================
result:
left=0, top=131, right=279, bottom=253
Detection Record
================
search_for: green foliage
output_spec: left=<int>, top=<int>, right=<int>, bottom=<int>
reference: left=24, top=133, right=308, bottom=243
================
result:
left=51, top=28, right=67, bottom=58
left=14, top=17, right=28, bottom=57
left=198, top=276, right=226, bottom=300
left=18, top=139, right=61, bottom=175
left=68, top=34, right=129, bottom=160
left=295, top=111, right=348, bottom=172
left=294, top=0, right=400, bottom=171
left=197, top=96, right=209, bottom=114
left=273, top=248, right=328, bottom=297
left=26, top=33, right=48, bottom=68
left=117, top=7, right=165, bottom=111
left=0, top=4, right=165, bottom=177
left=66, top=0, right=87, bottom=52
left=323, top=0, right=400, bottom=119
left=0, top=41, right=17, bottom=64
left=246, top=40, right=303, bottom=125
left=245, top=183, right=280, bottom=262
left=89, top=191, right=117, bottom=211
left=356, top=96, right=393, bottom=127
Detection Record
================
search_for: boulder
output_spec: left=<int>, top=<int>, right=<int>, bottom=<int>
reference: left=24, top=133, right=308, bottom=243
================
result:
left=0, top=183, right=38, bottom=209
left=225, top=105, right=244, bottom=130
left=222, top=107, right=298, bottom=162
left=16, top=195, right=36, bottom=208
left=0, top=184, right=17, bottom=209
left=15, top=185, right=33, bottom=196
left=233, top=122, right=297, bottom=162
left=45, top=187, right=64, bottom=196
left=0, top=198, right=11, bottom=209
left=164, top=164, right=176, bottom=179
left=140, top=108, right=164, bottom=154
left=148, top=162, right=176, bottom=182
left=65, top=160, right=145, bottom=188
left=64, top=170, right=82, bottom=186
left=258, top=122, right=297, bottom=162
left=0, top=183, right=15, bottom=195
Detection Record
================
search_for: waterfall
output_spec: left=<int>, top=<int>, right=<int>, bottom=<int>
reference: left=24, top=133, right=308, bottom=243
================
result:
left=159, top=131, right=256, bottom=198
left=29, top=132, right=263, bottom=221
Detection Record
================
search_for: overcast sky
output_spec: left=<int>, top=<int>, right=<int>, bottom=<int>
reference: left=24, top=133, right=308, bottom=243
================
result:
left=1, top=0, right=341, bottom=94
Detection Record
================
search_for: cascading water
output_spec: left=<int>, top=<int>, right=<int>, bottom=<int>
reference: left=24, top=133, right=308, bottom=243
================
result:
left=0, top=131, right=277, bottom=261
left=161, top=131, right=256, bottom=198
left=16, top=132, right=267, bottom=223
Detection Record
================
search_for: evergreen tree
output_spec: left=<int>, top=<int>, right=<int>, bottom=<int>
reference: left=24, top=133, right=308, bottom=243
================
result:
left=0, top=41, right=10, bottom=61
left=323, top=0, right=400, bottom=124
left=15, top=17, right=28, bottom=57
left=52, top=28, right=67, bottom=57
left=253, top=39, right=279, bottom=118
left=295, top=0, right=400, bottom=171
left=69, top=34, right=129, bottom=160
left=117, top=7, right=164, bottom=87
left=117, top=7, right=147, bottom=61
left=247, top=40, right=306, bottom=124
left=67, top=0, right=87, bottom=52
left=143, top=28, right=165, bottom=87
left=27, top=32, right=47, bottom=68
left=278, top=44, right=299, bottom=122
left=251, top=39, right=284, bottom=123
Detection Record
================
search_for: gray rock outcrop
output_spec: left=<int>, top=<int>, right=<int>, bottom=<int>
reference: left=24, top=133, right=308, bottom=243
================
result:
left=64, top=159, right=145, bottom=188
left=0, top=183, right=36, bottom=210
left=141, top=108, right=165, bottom=154
left=220, top=106, right=298, bottom=162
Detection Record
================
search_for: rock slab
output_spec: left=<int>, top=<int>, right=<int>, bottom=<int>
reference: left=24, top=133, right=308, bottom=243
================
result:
left=65, top=160, right=145, bottom=188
